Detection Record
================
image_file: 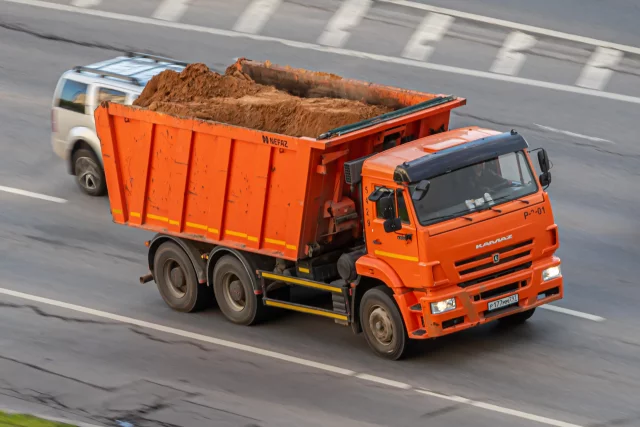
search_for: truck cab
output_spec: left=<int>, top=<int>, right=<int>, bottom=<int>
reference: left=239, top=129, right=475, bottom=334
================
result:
left=355, top=127, right=562, bottom=355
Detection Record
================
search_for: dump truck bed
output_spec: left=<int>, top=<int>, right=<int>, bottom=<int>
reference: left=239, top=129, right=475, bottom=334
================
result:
left=96, top=59, right=466, bottom=260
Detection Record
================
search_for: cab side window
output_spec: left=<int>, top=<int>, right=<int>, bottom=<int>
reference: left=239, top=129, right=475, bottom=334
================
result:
left=58, top=79, right=88, bottom=114
left=97, top=87, right=127, bottom=104
left=396, top=189, right=410, bottom=224
left=372, top=187, right=411, bottom=225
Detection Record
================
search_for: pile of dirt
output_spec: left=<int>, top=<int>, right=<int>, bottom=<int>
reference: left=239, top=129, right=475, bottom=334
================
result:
left=133, top=63, right=393, bottom=138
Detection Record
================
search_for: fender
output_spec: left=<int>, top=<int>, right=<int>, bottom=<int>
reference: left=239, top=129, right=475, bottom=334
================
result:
left=355, top=254, right=405, bottom=289
left=67, top=128, right=102, bottom=174
left=355, top=254, right=419, bottom=333
left=147, top=234, right=207, bottom=284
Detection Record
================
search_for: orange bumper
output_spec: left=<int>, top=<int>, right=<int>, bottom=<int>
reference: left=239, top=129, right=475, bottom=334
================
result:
left=409, top=257, right=563, bottom=339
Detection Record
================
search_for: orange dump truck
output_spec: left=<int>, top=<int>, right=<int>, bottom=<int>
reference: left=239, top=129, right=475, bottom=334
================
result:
left=95, top=59, right=563, bottom=359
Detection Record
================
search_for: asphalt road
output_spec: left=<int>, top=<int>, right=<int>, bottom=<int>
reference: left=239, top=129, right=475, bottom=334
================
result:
left=0, top=1, right=639, bottom=426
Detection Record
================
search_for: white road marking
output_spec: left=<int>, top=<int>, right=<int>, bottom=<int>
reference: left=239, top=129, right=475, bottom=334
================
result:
left=539, top=304, right=606, bottom=322
left=70, top=0, right=101, bottom=7
left=490, top=31, right=537, bottom=75
left=381, top=0, right=640, bottom=55
left=152, top=0, right=190, bottom=22
left=469, top=401, right=583, bottom=427
left=534, top=124, right=615, bottom=144
left=317, top=0, right=371, bottom=47
left=232, top=0, right=282, bottom=34
left=0, top=185, right=67, bottom=203
left=575, top=47, right=623, bottom=90
left=355, top=373, right=412, bottom=389
left=401, top=12, right=453, bottom=61
left=416, top=389, right=471, bottom=403
left=0, top=286, right=586, bottom=427
left=5, top=0, right=640, bottom=106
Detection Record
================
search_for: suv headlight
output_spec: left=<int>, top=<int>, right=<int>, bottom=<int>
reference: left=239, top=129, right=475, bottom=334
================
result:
left=542, top=265, right=561, bottom=281
left=430, top=298, right=456, bottom=314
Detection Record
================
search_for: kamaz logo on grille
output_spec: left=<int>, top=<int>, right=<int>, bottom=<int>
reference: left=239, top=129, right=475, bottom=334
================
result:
left=476, top=234, right=512, bottom=250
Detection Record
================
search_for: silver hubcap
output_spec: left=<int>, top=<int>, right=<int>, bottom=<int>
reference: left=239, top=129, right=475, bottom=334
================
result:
left=222, top=274, right=246, bottom=312
left=163, top=260, right=187, bottom=298
left=76, top=157, right=100, bottom=191
left=369, top=305, right=394, bottom=346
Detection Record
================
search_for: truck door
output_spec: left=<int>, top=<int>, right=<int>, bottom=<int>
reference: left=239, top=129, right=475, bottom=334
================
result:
left=365, top=185, right=422, bottom=286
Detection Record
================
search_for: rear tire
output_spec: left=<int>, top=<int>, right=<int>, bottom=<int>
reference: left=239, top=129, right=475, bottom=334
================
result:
left=213, top=255, right=265, bottom=326
left=153, top=241, right=210, bottom=312
left=72, top=148, right=107, bottom=197
left=359, top=286, right=408, bottom=360
left=498, top=308, right=536, bottom=326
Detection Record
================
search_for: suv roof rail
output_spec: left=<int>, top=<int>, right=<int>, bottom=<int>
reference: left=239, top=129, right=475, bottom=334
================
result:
left=72, top=66, right=143, bottom=86
left=125, top=51, right=189, bottom=67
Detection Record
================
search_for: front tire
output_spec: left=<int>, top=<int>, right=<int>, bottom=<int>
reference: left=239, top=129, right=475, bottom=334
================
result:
left=498, top=307, right=536, bottom=326
left=73, top=148, right=107, bottom=197
left=359, top=286, right=408, bottom=360
left=153, top=241, right=210, bottom=312
left=212, top=255, right=265, bottom=326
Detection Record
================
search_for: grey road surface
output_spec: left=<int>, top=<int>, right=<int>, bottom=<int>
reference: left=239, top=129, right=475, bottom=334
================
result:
left=0, top=1, right=639, bottom=426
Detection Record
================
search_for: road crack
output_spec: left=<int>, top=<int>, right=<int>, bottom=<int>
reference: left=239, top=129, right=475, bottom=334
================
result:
left=0, top=301, right=119, bottom=325
left=0, top=354, right=116, bottom=392
left=128, top=327, right=214, bottom=353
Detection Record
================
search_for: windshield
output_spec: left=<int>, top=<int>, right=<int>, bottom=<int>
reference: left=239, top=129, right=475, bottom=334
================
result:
left=409, top=150, right=538, bottom=226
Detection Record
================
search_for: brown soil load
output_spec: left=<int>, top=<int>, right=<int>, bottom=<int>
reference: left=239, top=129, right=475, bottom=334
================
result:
left=133, top=63, right=393, bottom=138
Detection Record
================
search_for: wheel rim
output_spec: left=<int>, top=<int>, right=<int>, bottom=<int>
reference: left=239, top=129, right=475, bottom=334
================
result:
left=162, top=259, right=187, bottom=299
left=76, top=157, right=101, bottom=191
left=222, top=273, right=246, bottom=312
left=368, top=305, right=394, bottom=347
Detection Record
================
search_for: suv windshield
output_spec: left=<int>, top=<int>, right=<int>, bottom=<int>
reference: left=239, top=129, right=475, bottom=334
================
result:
left=409, top=150, right=538, bottom=226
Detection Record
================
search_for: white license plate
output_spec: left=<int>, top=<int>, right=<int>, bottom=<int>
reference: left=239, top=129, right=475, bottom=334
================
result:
left=488, top=294, right=519, bottom=311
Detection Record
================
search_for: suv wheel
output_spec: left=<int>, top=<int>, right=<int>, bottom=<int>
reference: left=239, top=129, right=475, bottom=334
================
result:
left=73, top=148, right=107, bottom=197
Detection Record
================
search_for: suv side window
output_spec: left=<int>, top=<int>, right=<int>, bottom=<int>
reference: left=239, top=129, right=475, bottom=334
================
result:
left=97, top=87, right=127, bottom=104
left=58, top=79, right=88, bottom=114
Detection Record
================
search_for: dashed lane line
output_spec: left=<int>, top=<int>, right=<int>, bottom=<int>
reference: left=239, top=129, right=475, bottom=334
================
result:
left=0, top=185, right=67, bottom=203
left=152, top=0, right=190, bottom=22
left=534, top=124, right=615, bottom=144
left=233, top=0, right=283, bottom=34
left=539, top=304, right=606, bottom=322
left=317, top=0, right=371, bottom=47
left=4, top=0, right=640, bottom=106
left=381, top=0, right=640, bottom=55
left=0, top=287, right=586, bottom=427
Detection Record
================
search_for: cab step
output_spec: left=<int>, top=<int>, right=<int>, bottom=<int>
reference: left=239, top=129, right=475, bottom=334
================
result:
left=258, top=270, right=351, bottom=324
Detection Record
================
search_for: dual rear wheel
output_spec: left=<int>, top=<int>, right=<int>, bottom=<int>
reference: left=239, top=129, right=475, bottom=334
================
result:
left=153, top=242, right=264, bottom=325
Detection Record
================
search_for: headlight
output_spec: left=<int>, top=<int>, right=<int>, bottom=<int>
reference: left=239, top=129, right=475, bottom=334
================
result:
left=430, top=298, right=456, bottom=314
left=542, top=265, right=561, bottom=281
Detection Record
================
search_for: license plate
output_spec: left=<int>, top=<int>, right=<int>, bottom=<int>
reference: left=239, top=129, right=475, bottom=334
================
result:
left=488, top=294, right=519, bottom=311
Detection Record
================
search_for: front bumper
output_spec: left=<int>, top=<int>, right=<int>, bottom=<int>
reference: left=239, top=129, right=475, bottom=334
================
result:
left=411, top=256, right=563, bottom=339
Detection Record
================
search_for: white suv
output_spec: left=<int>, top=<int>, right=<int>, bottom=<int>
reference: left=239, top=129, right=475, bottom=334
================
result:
left=51, top=52, right=186, bottom=196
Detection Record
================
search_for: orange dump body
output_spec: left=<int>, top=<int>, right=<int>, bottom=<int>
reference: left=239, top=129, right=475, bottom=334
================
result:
left=95, top=59, right=466, bottom=261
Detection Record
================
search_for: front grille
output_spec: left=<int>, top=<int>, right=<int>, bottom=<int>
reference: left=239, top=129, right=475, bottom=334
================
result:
left=458, top=262, right=531, bottom=288
left=479, top=281, right=522, bottom=300
left=454, top=239, right=533, bottom=287
left=456, top=239, right=533, bottom=267
left=459, top=251, right=531, bottom=275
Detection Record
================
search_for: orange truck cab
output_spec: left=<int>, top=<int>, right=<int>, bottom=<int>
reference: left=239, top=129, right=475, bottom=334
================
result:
left=96, top=57, right=563, bottom=360
left=353, top=127, right=562, bottom=358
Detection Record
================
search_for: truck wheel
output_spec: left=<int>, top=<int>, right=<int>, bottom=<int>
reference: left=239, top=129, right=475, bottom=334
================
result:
left=73, top=148, right=107, bottom=197
left=359, top=286, right=408, bottom=360
left=498, top=308, right=536, bottom=326
left=213, top=255, right=264, bottom=326
left=153, top=241, right=209, bottom=312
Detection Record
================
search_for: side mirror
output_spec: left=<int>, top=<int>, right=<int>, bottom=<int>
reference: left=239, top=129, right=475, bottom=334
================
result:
left=411, top=179, right=430, bottom=201
left=539, top=171, right=552, bottom=187
left=384, top=217, right=402, bottom=233
left=378, top=193, right=395, bottom=220
left=537, top=149, right=551, bottom=173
